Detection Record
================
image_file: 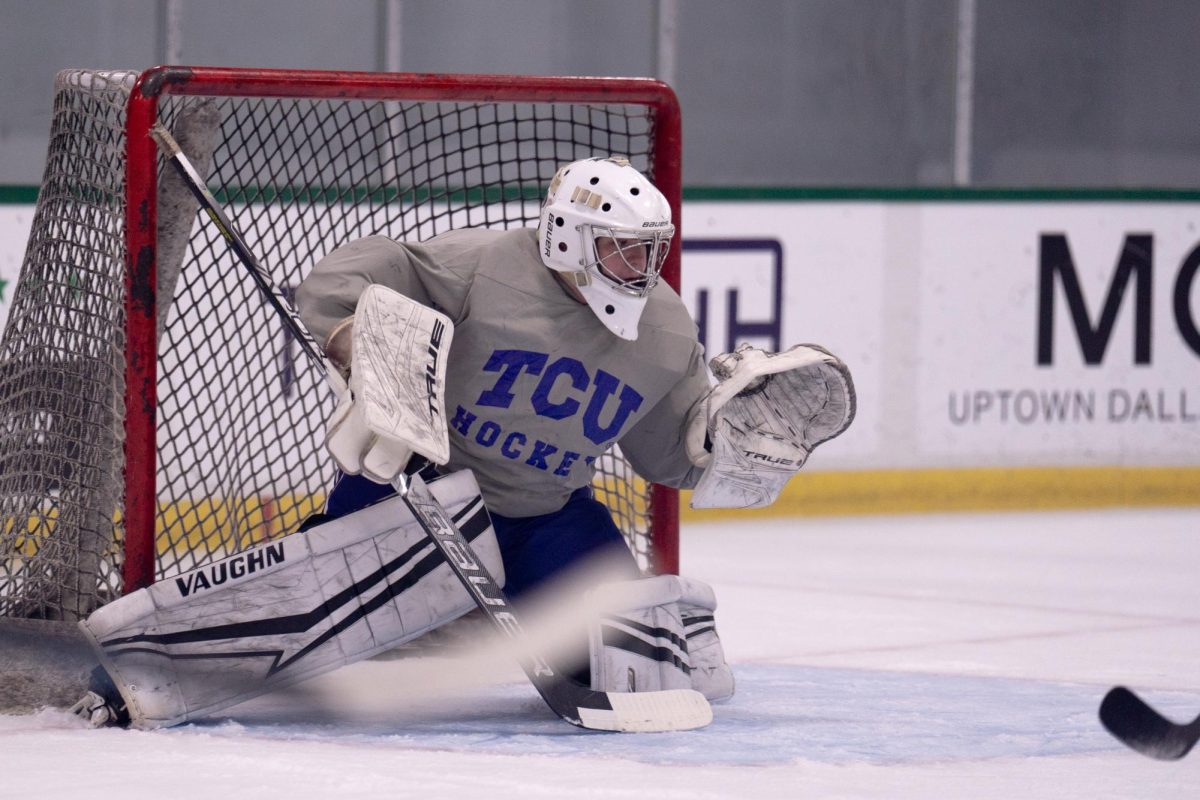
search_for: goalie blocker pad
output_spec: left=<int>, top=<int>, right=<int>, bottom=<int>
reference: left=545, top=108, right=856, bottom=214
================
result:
left=79, top=470, right=501, bottom=730
left=326, top=283, right=454, bottom=483
left=587, top=575, right=734, bottom=702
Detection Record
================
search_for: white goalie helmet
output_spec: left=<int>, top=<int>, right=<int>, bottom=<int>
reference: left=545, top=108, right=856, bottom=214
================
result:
left=537, top=157, right=675, bottom=340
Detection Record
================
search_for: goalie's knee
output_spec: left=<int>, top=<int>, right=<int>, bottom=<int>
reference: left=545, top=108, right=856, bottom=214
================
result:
left=586, top=575, right=734, bottom=702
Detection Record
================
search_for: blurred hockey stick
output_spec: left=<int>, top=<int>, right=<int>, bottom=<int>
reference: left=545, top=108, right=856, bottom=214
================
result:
left=148, top=122, right=710, bottom=733
left=1099, top=685, right=1200, bottom=760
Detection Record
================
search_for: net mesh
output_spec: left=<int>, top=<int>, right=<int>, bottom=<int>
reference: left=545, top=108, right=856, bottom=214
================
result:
left=0, top=69, right=671, bottom=621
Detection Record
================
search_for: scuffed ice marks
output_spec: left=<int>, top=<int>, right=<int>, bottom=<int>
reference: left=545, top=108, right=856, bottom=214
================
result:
left=163, top=664, right=1127, bottom=767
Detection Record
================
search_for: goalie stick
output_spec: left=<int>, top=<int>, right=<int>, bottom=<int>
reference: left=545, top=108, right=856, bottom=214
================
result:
left=1099, top=685, right=1200, bottom=760
left=148, top=122, right=711, bottom=733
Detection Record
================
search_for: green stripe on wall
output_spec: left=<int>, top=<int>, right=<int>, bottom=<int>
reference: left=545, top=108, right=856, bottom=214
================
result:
left=0, top=186, right=39, bottom=203
left=5, top=184, right=1200, bottom=205
left=681, top=466, right=1200, bottom=523
left=682, top=187, right=1200, bottom=203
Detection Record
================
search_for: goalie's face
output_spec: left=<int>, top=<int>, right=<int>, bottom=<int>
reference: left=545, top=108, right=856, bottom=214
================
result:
left=591, top=231, right=670, bottom=296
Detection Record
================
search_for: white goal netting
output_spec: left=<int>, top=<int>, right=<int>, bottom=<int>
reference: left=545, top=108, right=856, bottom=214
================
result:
left=0, top=68, right=679, bottom=621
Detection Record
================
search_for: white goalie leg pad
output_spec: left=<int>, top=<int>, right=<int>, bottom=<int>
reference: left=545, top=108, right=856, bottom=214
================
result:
left=587, top=575, right=733, bottom=701
left=687, top=343, right=855, bottom=509
left=679, top=595, right=735, bottom=702
left=78, top=470, right=501, bottom=730
left=326, top=284, right=453, bottom=483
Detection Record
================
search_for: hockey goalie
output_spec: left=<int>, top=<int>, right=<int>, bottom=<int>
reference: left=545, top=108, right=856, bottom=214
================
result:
left=73, top=157, right=855, bottom=730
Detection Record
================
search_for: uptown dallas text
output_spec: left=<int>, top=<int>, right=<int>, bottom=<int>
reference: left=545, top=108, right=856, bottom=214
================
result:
left=948, top=388, right=1199, bottom=425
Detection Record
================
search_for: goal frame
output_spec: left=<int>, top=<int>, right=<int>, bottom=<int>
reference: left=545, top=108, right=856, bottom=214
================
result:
left=120, top=65, right=683, bottom=593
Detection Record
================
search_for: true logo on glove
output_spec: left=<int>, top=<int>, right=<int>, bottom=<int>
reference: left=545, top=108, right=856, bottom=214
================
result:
left=741, top=449, right=800, bottom=467
left=425, top=319, right=446, bottom=420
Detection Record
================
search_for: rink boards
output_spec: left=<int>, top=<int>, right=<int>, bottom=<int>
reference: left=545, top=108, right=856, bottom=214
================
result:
left=1, top=190, right=1198, bottom=517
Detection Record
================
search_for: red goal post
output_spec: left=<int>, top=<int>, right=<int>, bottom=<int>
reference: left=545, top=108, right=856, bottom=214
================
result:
left=0, top=66, right=682, bottom=622
left=122, top=67, right=685, bottom=587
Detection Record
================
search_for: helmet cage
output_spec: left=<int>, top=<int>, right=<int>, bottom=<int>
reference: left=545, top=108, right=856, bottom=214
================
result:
left=580, top=224, right=674, bottom=297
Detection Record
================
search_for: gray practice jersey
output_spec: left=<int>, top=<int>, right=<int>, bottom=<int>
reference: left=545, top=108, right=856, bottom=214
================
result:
left=297, top=227, right=709, bottom=518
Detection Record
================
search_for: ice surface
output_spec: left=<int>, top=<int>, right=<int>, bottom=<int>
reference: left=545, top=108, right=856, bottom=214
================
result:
left=3, top=507, right=1199, bottom=798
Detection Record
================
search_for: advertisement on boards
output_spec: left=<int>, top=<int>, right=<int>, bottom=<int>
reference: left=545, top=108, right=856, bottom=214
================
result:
left=2, top=197, right=1197, bottom=490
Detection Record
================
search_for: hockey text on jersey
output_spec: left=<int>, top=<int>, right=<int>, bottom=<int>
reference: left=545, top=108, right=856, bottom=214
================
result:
left=450, top=348, right=644, bottom=480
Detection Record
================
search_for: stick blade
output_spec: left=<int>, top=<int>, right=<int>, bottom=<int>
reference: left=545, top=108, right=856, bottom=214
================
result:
left=577, top=689, right=713, bottom=732
left=1100, top=686, right=1200, bottom=760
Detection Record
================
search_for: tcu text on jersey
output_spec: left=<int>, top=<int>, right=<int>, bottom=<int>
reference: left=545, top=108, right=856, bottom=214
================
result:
left=449, top=348, right=645, bottom=478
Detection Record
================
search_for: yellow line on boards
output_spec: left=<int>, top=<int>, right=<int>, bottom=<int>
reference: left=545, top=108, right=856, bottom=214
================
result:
left=679, top=466, right=1200, bottom=522
left=9, top=468, right=1196, bottom=561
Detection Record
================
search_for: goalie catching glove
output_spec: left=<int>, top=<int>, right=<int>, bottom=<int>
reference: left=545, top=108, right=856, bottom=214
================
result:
left=325, top=284, right=453, bottom=483
left=687, top=343, right=855, bottom=509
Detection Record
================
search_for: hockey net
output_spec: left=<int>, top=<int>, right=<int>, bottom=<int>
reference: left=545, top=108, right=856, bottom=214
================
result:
left=0, top=67, right=682, bottom=622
